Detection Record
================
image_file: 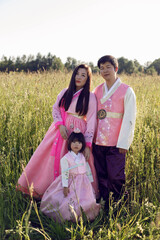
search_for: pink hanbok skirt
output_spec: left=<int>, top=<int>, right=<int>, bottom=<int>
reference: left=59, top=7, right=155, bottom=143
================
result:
left=17, top=115, right=99, bottom=198
left=40, top=173, right=100, bottom=222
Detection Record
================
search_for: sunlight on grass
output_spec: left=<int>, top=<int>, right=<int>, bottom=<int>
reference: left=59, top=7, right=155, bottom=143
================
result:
left=0, top=71, right=160, bottom=239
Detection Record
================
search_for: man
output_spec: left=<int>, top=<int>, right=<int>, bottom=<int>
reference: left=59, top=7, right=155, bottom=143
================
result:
left=93, top=55, right=136, bottom=204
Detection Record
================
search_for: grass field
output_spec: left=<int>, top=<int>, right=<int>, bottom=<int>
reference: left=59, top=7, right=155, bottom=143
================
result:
left=0, top=71, right=160, bottom=239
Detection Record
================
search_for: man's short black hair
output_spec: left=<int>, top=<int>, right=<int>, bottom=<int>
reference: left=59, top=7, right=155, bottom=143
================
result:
left=97, top=55, right=118, bottom=70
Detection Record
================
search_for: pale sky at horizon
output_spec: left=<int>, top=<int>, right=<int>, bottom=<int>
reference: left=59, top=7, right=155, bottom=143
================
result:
left=0, top=0, right=160, bottom=66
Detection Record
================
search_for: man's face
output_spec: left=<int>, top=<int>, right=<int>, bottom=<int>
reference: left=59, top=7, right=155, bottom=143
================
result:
left=99, top=62, right=117, bottom=81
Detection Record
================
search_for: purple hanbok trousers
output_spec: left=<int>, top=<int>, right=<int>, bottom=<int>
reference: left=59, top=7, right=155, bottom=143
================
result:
left=92, top=144, right=125, bottom=202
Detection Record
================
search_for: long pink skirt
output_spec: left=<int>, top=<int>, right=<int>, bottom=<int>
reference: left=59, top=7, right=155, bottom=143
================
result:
left=17, top=115, right=99, bottom=198
left=40, top=173, right=100, bottom=222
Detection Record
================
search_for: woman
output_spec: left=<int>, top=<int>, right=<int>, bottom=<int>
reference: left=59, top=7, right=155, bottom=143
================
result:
left=17, top=64, right=98, bottom=198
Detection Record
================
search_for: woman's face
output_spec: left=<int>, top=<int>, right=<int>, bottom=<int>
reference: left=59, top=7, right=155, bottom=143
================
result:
left=75, top=68, right=88, bottom=91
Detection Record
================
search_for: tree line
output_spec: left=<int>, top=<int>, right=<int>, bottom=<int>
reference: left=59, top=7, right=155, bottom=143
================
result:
left=0, top=53, right=160, bottom=75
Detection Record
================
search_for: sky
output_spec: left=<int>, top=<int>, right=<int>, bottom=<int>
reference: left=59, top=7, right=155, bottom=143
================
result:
left=0, top=0, right=160, bottom=66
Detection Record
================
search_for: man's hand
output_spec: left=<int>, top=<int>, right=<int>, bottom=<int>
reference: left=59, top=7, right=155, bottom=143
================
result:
left=119, top=148, right=128, bottom=154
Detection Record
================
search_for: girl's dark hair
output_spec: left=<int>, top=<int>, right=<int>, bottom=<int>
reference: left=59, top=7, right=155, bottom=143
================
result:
left=97, top=55, right=118, bottom=70
left=59, top=64, right=92, bottom=116
left=68, top=132, right=86, bottom=153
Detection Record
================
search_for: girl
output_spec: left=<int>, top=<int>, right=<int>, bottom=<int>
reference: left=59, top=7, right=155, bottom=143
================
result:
left=17, top=64, right=98, bottom=199
left=40, top=132, right=100, bottom=222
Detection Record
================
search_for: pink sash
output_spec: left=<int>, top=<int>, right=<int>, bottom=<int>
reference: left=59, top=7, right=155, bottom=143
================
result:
left=50, top=107, right=67, bottom=179
left=50, top=89, right=82, bottom=179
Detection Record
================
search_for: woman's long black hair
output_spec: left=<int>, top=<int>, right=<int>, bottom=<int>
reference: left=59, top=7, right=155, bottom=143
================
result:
left=58, top=64, right=92, bottom=116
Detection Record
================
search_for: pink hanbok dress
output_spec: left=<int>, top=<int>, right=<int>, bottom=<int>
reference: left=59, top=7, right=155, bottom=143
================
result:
left=40, top=151, right=100, bottom=222
left=17, top=88, right=98, bottom=198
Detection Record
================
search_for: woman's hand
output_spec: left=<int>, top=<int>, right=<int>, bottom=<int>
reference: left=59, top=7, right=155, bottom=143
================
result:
left=63, top=187, right=69, bottom=197
left=59, top=125, right=68, bottom=139
left=84, top=147, right=90, bottom=161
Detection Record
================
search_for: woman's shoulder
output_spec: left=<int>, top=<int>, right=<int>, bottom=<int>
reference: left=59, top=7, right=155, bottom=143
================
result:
left=89, top=91, right=96, bottom=101
left=60, top=88, right=67, bottom=94
left=58, top=88, right=68, bottom=98
left=92, top=83, right=104, bottom=93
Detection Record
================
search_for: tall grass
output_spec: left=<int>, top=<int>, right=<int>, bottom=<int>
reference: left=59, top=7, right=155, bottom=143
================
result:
left=0, top=71, right=160, bottom=239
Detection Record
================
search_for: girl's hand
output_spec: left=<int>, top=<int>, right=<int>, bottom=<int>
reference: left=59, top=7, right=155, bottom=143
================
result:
left=63, top=187, right=69, bottom=197
left=59, top=125, right=68, bottom=139
left=84, top=147, right=90, bottom=161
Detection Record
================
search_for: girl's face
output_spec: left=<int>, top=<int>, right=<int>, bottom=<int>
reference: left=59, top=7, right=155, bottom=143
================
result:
left=71, top=140, right=82, bottom=154
left=75, top=68, right=88, bottom=91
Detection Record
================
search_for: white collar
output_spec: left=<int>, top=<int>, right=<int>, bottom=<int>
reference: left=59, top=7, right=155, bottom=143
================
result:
left=104, top=78, right=121, bottom=97
left=100, top=78, right=121, bottom=104
left=70, top=151, right=81, bottom=163
left=73, top=88, right=83, bottom=96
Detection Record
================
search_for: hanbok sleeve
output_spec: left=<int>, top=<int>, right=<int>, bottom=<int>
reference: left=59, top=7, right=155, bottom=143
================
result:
left=84, top=93, right=97, bottom=147
left=86, top=162, right=94, bottom=182
left=117, top=87, right=136, bottom=150
left=52, top=88, right=67, bottom=128
left=60, top=156, right=69, bottom=187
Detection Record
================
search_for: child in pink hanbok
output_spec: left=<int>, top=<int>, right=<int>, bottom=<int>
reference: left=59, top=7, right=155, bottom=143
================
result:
left=17, top=64, right=99, bottom=199
left=40, top=132, right=100, bottom=222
